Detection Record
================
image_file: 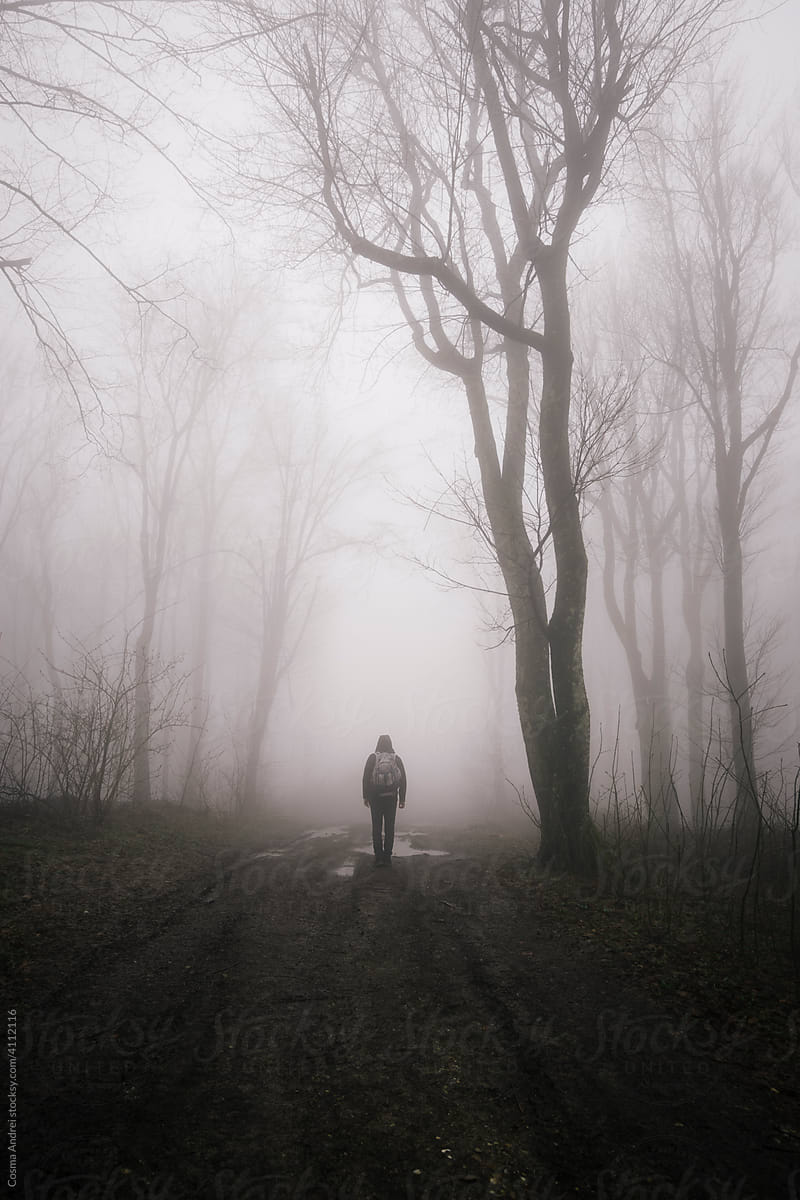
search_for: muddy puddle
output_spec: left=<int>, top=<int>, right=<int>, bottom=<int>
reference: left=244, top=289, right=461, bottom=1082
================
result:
left=248, top=827, right=451, bottom=878
left=332, top=832, right=450, bottom=878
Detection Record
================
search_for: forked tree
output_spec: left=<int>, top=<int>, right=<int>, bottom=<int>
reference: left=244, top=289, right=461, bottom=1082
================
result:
left=213, top=0, right=736, bottom=868
left=645, top=83, right=800, bottom=824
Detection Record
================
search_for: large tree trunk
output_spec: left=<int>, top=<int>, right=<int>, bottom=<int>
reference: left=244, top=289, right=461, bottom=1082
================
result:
left=536, top=250, right=593, bottom=870
left=642, top=520, right=679, bottom=819
left=241, top=693, right=272, bottom=814
left=241, top=543, right=288, bottom=814
left=599, top=491, right=676, bottom=819
left=485, top=641, right=507, bottom=812
left=678, top=474, right=709, bottom=823
left=241, top=636, right=281, bottom=814
left=133, top=578, right=157, bottom=807
left=133, top=641, right=153, bottom=807
left=717, top=464, right=757, bottom=826
left=182, top=512, right=214, bottom=807
left=463, top=333, right=592, bottom=872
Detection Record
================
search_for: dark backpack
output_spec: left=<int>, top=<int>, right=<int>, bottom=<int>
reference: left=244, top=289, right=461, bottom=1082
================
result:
left=372, top=750, right=402, bottom=792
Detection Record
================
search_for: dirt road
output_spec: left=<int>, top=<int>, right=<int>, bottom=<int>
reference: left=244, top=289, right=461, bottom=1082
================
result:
left=11, top=821, right=800, bottom=1199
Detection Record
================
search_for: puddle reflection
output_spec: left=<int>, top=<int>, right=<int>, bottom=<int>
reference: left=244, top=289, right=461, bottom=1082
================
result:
left=248, top=830, right=450, bottom=876
left=332, top=833, right=450, bottom=878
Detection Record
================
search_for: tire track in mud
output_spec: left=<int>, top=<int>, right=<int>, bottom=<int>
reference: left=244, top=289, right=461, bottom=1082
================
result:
left=410, top=857, right=799, bottom=1199
left=22, top=871, right=254, bottom=1192
left=19, top=827, right=799, bottom=1200
left=368, top=856, right=609, bottom=1197
left=261, top=846, right=601, bottom=1197
left=411, top=872, right=646, bottom=1194
left=174, top=842, right=572, bottom=1199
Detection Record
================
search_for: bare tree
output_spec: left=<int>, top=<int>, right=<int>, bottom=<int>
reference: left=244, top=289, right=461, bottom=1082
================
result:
left=114, top=311, right=215, bottom=804
left=0, top=0, right=208, bottom=390
left=178, top=395, right=239, bottom=807
left=233, top=416, right=359, bottom=813
left=588, top=257, right=717, bottom=821
left=211, top=0, right=737, bottom=868
left=0, top=356, right=91, bottom=682
left=0, top=636, right=186, bottom=819
left=663, top=368, right=715, bottom=816
left=645, top=82, right=800, bottom=824
left=598, top=452, right=678, bottom=812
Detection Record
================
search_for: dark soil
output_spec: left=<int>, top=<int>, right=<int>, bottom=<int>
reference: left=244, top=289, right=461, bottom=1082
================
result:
left=3, top=807, right=800, bottom=1200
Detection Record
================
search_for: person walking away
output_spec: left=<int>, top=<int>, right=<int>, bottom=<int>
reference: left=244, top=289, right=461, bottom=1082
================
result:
left=362, top=734, right=406, bottom=867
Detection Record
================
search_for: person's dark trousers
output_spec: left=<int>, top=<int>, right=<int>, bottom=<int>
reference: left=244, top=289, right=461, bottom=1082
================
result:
left=369, top=794, right=398, bottom=863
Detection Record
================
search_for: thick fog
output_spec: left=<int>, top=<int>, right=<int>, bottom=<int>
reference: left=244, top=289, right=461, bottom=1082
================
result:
left=1, top=0, right=799, bottom=837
